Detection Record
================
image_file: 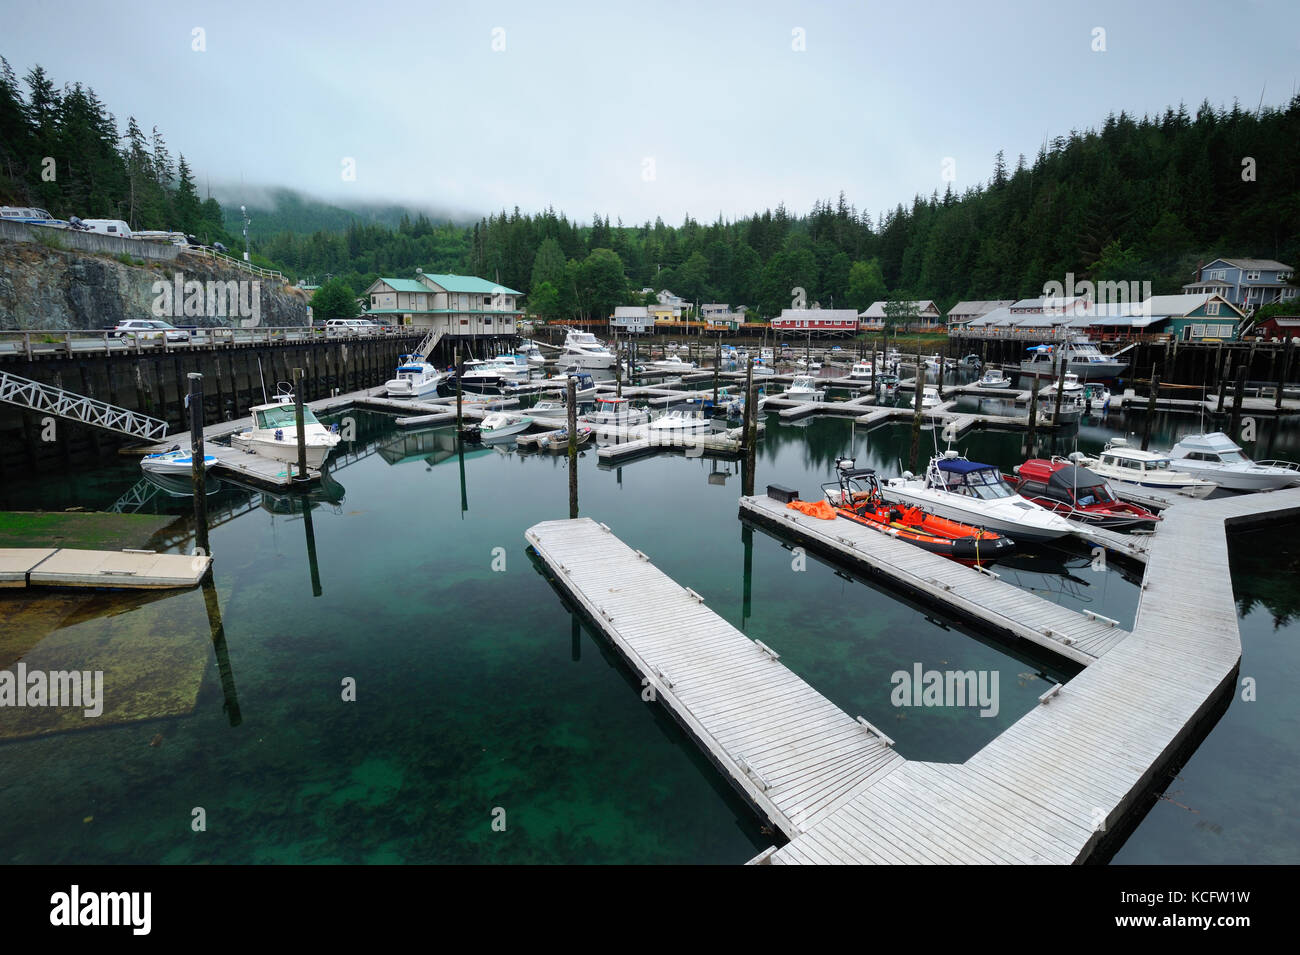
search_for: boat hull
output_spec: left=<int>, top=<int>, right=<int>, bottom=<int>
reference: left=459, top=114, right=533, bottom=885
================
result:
left=230, top=433, right=337, bottom=469
left=881, top=485, right=1072, bottom=542
left=1019, top=360, right=1128, bottom=380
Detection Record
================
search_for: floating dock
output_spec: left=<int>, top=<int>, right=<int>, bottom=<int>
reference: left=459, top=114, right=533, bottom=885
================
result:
left=0, top=547, right=210, bottom=589
left=527, top=487, right=1300, bottom=863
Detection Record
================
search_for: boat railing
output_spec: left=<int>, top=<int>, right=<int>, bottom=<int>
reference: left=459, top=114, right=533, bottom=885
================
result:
left=1253, top=459, right=1300, bottom=472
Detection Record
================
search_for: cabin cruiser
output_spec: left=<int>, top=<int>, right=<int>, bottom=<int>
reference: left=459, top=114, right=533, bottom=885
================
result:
left=794, top=357, right=822, bottom=371
left=1008, top=458, right=1161, bottom=529
left=1076, top=439, right=1216, bottom=499
left=1166, top=432, right=1300, bottom=491
left=876, top=373, right=900, bottom=396
left=532, top=399, right=568, bottom=415
left=1081, top=382, right=1111, bottom=413
left=544, top=371, right=597, bottom=400
left=923, top=354, right=943, bottom=371
left=920, top=387, right=942, bottom=409
left=1020, top=338, right=1128, bottom=380
left=230, top=392, right=341, bottom=469
left=647, top=408, right=712, bottom=432
left=385, top=356, right=448, bottom=398
left=976, top=368, right=1011, bottom=388
left=761, top=374, right=824, bottom=408
left=461, top=355, right=530, bottom=391
left=849, top=359, right=874, bottom=380
left=560, top=330, right=617, bottom=370
left=520, top=341, right=547, bottom=367
left=581, top=395, right=650, bottom=427
left=881, top=450, right=1075, bottom=542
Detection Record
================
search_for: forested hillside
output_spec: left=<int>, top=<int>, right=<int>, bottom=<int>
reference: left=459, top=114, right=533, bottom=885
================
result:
left=4, top=51, right=1297, bottom=320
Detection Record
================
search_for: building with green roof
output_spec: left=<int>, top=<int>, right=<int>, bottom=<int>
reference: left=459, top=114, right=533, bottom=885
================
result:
left=363, top=271, right=523, bottom=340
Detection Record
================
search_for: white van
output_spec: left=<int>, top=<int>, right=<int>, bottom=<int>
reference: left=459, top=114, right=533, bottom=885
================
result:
left=81, top=219, right=135, bottom=238
left=324, top=318, right=378, bottom=337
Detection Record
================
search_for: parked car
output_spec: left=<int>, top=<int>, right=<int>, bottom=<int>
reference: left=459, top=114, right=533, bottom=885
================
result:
left=324, top=318, right=378, bottom=337
left=112, top=319, right=190, bottom=343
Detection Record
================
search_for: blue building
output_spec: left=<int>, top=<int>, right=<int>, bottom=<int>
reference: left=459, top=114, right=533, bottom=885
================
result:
left=1182, top=258, right=1295, bottom=312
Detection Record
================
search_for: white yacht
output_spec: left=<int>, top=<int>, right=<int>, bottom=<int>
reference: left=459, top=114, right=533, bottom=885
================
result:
left=881, top=451, right=1074, bottom=542
left=461, top=355, right=530, bottom=391
left=849, top=360, right=874, bottom=380
left=230, top=393, right=341, bottom=469
left=1020, top=338, right=1128, bottom=380
left=1077, top=439, right=1217, bottom=499
left=751, top=358, right=777, bottom=376
left=1166, top=432, right=1300, bottom=492
left=763, top=374, right=824, bottom=407
left=581, top=396, right=650, bottom=427
left=560, top=330, right=617, bottom=370
left=385, top=356, right=447, bottom=398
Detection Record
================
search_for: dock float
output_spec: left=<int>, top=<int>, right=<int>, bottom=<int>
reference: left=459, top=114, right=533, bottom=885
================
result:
left=529, top=487, right=1300, bottom=863
left=0, top=547, right=210, bottom=589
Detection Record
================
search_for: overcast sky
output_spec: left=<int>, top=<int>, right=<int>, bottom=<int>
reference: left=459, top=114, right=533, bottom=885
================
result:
left=5, top=0, right=1298, bottom=224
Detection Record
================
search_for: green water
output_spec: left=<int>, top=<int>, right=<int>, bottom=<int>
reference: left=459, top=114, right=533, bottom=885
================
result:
left=0, top=393, right=1296, bottom=863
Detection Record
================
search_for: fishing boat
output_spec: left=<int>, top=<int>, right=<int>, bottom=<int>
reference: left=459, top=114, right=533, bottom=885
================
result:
left=1076, top=439, right=1216, bottom=499
left=976, top=368, right=1011, bottom=388
left=1081, top=381, right=1111, bottom=413
left=1166, top=432, right=1300, bottom=491
left=1007, top=458, right=1162, bottom=529
left=230, top=391, right=341, bottom=469
left=559, top=330, right=617, bottom=370
left=647, top=408, right=712, bottom=432
left=581, top=395, right=650, bottom=427
left=476, top=412, right=534, bottom=443
left=140, top=447, right=218, bottom=475
left=384, top=356, right=447, bottom=398
left=785, top=374, right=825, bottom=401
left=544, top=371, right=597, bottom=399
left=1020, top=337, right=1128, bottom=380
left=881, top=450, right=1075, bottom=542
left=817, top=458, right=1014, bottom=566
left=849, top=359, right=874, bottom=380
left=876, top=373, right=900, bottom=396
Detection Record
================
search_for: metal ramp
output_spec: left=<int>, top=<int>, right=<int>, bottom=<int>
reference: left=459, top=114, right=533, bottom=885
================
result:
left=411, top=327, right=446, bottom=362
left=0, top=369, right=169, bottom=441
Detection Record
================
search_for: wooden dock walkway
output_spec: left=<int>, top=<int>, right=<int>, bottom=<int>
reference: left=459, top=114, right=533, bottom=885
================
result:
left=0, top=547, right=210, bottom=589
left=528, top=487, right=1300, bottom=864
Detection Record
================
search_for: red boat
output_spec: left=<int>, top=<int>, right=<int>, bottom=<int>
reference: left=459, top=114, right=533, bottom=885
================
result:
left=1006, top=457, right=1161, bottom=530
left=814, top=458, right=1015, bottom=566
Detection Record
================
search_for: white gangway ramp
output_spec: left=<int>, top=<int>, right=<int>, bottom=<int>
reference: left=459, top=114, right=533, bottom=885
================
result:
left=526, top=518, right=905, bottom=837
left=0, top=368, right=169, bottom=441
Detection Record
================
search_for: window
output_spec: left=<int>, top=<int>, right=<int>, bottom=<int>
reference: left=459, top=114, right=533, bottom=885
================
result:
left=1205, top=301, right=1220, bottom=316
left=1191, top=324, right=1206, bottom=338
left=1279, top=272, right=1293, bottom=281
left=1246, top=271, right=1261, bottom=281
left=1208, top=269, right=1226, bottom=280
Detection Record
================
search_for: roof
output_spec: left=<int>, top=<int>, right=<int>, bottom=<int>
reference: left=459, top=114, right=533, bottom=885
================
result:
left=1208, top=258, right=1293, bottom=272
left=373, top=278, right=428, bottom=293
left=420, top=273, right=523, bottom=296
left=936, top=458, right=996, bottom=474
left=778, top=309, right=860, bottom=320
left=860, top=300, right=939, bottom=318
left=1183, top=279, right=1233, bottom=288
left=947, top=300, right=1015, bottom=319
left=1047, top=464, right=1105, bottom=490
left=1171, top=432, right=1241, bottom=453
left=1010, top=296, right=1089, bottom=313
left=613, top=306, right=649, bottom=317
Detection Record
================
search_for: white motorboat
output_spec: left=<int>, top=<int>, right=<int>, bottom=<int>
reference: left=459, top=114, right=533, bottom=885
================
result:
left=521, top=341, right=547, bottom=367
left=141, top=447, right=217, bottom=475
left=385, top=356, right=447, bottom=398
left=461, top=355, right=530, bottom=391
left=762, top=374, right=824, bottom=407
left=752, top=358, right=777, bottom=376
left=881, top=451, right=1075, bottom=543
left=560, top=330, right=617, bottom=370
left=849, top=360, right=874, bottom=380
left=230, top=392, right=341, bottom=469
left=923, top=354, right=943, bottom=371
left=647, top=408, right=712, bottom=432
left=531, top=399, right=568, bottom=415
left=581, top=395, right=650, bottom=427
left=477, top=412, right=533, bottom=442
left=648, top=354, right=696, bottom=373
left=544, top=371, right=597, bottom=400
left=1020, top=337, right=1128, bottom=380
left=1166, top=432, right=1300, bottom=492
left=1081, top=381, right=1111, bottom=413
left=920, top=387, right=942, bottom=409
left=1076, top=439, right=1217, bottom=499
left=976, top=369, right=1011, bottom=389
left=795, top=357, right=822, bottom=371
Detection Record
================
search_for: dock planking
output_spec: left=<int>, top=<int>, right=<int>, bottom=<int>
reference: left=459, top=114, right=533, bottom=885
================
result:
left=0, top=546, right=210, bottom=589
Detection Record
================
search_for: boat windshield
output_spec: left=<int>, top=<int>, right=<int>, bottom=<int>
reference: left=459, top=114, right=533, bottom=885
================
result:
left=256, top=405, right=320, bottom=429
left=1218, top=450, right=1247, bottom=463
left=937, top=465, right=1016, bottom=499
left=1076, top=484, right=1116, bottom=506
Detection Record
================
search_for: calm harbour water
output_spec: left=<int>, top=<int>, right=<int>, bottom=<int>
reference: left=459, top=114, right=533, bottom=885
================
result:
left=0, top=370, right=1297, bottom=864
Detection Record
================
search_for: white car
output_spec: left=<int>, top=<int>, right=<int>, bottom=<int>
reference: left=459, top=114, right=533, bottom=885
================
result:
left=112, top=319, right=190, bottom=343
left=324, top=318, right=379, bottom=337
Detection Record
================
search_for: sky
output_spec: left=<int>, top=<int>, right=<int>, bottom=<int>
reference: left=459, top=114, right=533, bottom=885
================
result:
left=4, top=0, right=1299, bottom=225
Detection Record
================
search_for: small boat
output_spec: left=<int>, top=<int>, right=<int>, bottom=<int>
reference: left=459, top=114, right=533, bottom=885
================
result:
left=1166, top=432, right=1300, bottom=492
left=881, top=450, right=1075, bottom=542
left=582, top=395, right=650, bottom=427
left=141, top=446, right=218, bottom=475
left=849, top=360, right=874, bottom=380
left=1007, top=457, right=1162, bottom=529
left=1081, top=382, right=1111, bottom=414
left=785, top=374, right=825, bottom=401
left=477, top=412, right=534, bottom=443
left=531, top=399, right=568, bottom=415
left=920, top=387, right=942, bottom=409
left=923, top=354, right=943, bottom=371
left=976, top=369, right=1011, bottom=389
left=647, top=408, right=712, bottom=432
left=794, top=357, right=822, bottom=371
left=752, top=358, right=777, bottom=376
left=385, top=356, right=447, bottom=398
left=544, top=371, right=597, bottom=400
left=543, top=426, right=593, bottom=450
left=520, top=341, right=547, bottom=367
left=1076, top=439, right=1217, bottom=499
left=818, top=458, right=1014, bottom=566
left=876, top=373, right=900, bottom=396
left=648, top=355, right=696, bottom=373
left=230, top=390, right=341, bottom=469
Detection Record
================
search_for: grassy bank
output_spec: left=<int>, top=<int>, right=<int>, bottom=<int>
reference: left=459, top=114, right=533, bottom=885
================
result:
left=0, top=511, right=180, bottom=551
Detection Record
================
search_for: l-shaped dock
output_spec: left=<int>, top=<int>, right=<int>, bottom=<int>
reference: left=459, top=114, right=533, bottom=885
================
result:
left=526, top=486, right=1300, bottom=863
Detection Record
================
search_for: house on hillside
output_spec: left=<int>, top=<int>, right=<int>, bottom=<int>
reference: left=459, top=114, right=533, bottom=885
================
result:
left=1072, top=293, right=1245, bottom=342
left=363, top=271, right=522, bottom=337
left=1182, top=258, right=1296, bottom=311
left=611, top=305, right=653, bottom=333
left=946, top=300, right=1015, bottom=326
